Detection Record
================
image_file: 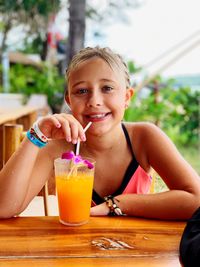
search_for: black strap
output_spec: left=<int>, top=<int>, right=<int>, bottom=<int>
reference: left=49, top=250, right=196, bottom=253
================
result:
left=93, top=123, right=139, bottom=204
left=92, top=190, right=104, bottom=204
left=121, top=123, right=135, bottom=158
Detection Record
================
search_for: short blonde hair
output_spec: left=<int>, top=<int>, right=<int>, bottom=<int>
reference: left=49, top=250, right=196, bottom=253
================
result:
left=66, top=46, right=131, bottom=89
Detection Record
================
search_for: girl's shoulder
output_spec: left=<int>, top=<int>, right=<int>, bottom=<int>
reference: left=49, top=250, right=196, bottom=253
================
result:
left=124, top=121, right=173, bottom=151
left=123, top=122, right=170, bottom=171
left=123, top=121, right=162, bottom=139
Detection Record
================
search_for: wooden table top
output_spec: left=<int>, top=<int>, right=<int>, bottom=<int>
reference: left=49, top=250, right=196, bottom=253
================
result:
left=0, top=106, right=37, bottom=125
left=0, top=216, right=186, bottom=267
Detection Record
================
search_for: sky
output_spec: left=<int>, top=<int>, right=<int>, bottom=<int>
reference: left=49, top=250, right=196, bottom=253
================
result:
left=85, top=0, right=200, bottom=78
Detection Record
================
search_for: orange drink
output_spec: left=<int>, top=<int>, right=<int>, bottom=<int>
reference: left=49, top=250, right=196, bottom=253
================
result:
left=54, top=158, right=95, bottom=226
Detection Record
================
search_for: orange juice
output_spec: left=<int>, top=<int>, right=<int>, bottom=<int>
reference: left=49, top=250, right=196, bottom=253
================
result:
left=54, top=157, right=95, bottom=226
left=56, top=173, right=94, bottom=225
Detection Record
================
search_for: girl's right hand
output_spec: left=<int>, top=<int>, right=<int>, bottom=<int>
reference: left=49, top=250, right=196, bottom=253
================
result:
left=37, top=113, right=86, bottom=144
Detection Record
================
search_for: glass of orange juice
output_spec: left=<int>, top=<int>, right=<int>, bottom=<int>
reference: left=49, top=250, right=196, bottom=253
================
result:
left=54, top=157, right=95, bottom=226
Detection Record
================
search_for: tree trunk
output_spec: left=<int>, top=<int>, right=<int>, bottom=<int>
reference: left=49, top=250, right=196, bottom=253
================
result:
left=66, top=0, right=86, bottom=66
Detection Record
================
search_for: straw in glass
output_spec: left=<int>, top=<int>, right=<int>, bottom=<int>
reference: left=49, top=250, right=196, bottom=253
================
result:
left=75, top=122, right=92, bottom=156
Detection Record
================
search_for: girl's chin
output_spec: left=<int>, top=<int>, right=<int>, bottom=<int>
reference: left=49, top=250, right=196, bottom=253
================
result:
left=87, top=123, right=114, bottom=137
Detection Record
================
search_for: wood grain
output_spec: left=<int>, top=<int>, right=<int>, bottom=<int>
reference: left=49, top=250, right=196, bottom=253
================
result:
left=0, top=257, right=181, bottom=267
left=0, top=216, right=185, bottom=266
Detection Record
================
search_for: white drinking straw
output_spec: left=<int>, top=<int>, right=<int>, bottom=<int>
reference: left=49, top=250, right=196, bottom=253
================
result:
left=75, top=122, right=92, bottom=155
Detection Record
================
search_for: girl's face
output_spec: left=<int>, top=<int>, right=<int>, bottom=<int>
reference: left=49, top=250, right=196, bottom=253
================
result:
left=66, top=57, right=133, bottom=136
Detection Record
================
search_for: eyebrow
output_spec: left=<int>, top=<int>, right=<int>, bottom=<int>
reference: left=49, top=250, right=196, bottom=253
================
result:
left=101, top=78, right=115, bottom=83
left=72, top=81, right=85, bottom=88
left=72, top=78, right=115, bottom=88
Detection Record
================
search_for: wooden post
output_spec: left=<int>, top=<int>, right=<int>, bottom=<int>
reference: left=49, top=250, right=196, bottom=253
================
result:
left=3, top=124, right=23, bottom=165
left=0, top=126, right=3, bottom=169
left=17, top=111, right=37, bottom=131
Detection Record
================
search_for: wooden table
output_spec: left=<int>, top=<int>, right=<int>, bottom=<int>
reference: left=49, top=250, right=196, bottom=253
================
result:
left=0, top=216, right=185, bottom=266
left=0, top=106, right=38, bottom=128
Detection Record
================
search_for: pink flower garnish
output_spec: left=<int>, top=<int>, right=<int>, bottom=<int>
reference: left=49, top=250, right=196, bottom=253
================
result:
left=74, top=155, right=82, bottom=164
left=83, top=159, right=94, bottom=169
left=61, top=151, right=94, bottom=169
left=61, top=151, right=74, bottom=160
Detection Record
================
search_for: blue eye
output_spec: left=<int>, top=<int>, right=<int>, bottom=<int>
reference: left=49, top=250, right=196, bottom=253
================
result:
left=77, top=88, right=88, bottom=94
left=102, top=86, right=113, bottom=93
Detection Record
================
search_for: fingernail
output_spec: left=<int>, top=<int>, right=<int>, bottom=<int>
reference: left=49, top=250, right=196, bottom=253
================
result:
left=72, top=139, right=77, bottom=144
left=81, top=134, right=86, bottom=141
left=56, top=123, right=61, bottom=128
left=66, top=137, right=71, bottom=142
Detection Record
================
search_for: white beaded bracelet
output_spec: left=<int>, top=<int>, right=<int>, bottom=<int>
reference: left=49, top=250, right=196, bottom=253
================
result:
left=33, top=121, right=48, bottom=143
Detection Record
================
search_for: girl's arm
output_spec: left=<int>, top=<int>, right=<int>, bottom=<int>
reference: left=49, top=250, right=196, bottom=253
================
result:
left=0, top=137, right=43, bottom=218
left=91, top=189, right=199, bottom=220
left=91, top=123, right=200, bottom=220
left=0, top=113, right=85, bottom=218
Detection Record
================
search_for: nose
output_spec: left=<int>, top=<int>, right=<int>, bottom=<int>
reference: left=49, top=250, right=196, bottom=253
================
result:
left=86, top=91, right=103, bottom=108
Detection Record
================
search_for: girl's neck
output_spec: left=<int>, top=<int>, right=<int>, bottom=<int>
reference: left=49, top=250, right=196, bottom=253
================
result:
left=81, top=124, right=124, bottom=156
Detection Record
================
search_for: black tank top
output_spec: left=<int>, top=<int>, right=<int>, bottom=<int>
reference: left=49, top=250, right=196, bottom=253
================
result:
left=75, top=124, right=139, bottom=205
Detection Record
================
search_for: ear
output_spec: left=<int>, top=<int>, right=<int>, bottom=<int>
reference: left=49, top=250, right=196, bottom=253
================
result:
left=125, top=87, right=134, bottom=107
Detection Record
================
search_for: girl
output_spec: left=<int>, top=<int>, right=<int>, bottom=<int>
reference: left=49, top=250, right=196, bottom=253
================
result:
left=0, top=46, right=200, bottom=219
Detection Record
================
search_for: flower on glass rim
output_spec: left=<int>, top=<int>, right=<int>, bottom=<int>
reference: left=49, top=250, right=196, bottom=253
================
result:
left=61, top=150, right=94, bottom=169
left=83, top=159, right=94, bottom=169
left=61, top=151, right=74, bottom=160
left=74, top=155, right=82, bottom=164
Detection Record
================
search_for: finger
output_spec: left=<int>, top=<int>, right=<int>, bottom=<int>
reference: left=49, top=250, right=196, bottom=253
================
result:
left=59, top=114, right=80, bottom=142
left=61, top=114, right=85, bottom=142
left=78, top=124, right=86, bottom=142
left=69, top=121, right=79, bottom=144
left=54, top=114, right=72, bottom=142
left=47, top=114, right=61, bottom=128
left=37, top=115, right=61, bottom=137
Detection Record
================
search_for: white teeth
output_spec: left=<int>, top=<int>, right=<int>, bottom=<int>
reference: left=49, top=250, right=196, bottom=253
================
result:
left=89, top=114, right=106, bottom=118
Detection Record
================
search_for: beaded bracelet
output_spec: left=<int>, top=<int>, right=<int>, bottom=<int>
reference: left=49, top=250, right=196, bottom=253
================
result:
left=33, top=121, right=48, bottom=142
left=104, top=195, right=126, bottom=216
left=26, top=130, right=47, bottom=148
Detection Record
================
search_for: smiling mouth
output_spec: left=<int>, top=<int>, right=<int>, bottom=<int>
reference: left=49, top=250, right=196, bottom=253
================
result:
left=85, top=112, right=111, bottom=120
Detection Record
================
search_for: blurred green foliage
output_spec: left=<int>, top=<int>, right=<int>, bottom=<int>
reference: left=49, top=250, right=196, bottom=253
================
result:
left=124, top=81, right=200, bottom=146
left=2, top=64, right=65, bottom=112
left=127, top=61, right=142, bottom=74
left=0, top=0, right=61, bottom=59
left=0, top=0, right=60, bottom=14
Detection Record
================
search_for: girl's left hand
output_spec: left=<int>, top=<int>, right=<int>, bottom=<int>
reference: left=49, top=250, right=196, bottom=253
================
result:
left=90, top=203, right=109, bottom=216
